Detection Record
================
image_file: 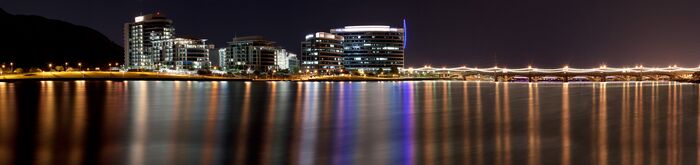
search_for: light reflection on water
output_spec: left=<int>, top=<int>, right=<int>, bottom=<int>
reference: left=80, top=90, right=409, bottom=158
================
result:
left=0, top=81, right=698, bottom=164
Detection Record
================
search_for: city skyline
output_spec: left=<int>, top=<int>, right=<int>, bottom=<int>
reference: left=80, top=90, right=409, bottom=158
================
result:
left=2, top=2, right=700, bottom=164
left=4, top=0, right=700, bottom=67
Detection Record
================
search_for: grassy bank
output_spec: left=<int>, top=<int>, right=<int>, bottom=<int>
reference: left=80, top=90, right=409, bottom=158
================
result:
left=0, top=72, right=449, bottom=82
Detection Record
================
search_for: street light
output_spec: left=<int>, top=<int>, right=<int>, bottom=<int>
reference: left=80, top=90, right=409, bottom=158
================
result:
left=48, top=63, right=52, bottom=71
left=9, top=62, right=13, bottom=74
left=78, top=63, right=82, bottom=71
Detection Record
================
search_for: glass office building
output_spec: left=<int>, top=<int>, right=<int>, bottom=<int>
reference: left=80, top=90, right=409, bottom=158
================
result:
left=226, top=36, right=278, bottom=71
left=301, top=32, right=344, bottom=73
left=172, top=38, right=214, bottom=70
left=330, top=25, right=404, bottom=72
left=124, top=13, right=175, bottom=69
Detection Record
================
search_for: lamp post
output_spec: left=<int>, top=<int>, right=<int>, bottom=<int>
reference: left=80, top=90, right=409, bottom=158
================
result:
left=78, top=63, right=84, bottom=78
left=563, top=65, right=569, bottom=82
left=48, top=64, right=52, bottom=72
left=9, top=62, right=13, bottom=74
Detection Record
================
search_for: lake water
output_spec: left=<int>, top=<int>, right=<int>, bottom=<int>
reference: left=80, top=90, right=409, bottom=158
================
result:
left=0, top=81, right=699, bottom=165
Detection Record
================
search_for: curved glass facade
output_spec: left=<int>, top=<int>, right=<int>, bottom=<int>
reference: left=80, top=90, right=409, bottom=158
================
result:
left=331, top=26, right=404, bottom=71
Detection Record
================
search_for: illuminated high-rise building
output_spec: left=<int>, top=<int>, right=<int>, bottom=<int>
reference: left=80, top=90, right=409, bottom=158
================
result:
left=218, top=48, right=227, bottom=68
left=225, top=36, right=278, bottom=71
left=331, top=25, right=404, bottom=71
left=301, top=32, right=344, bottom=73
left=275, top=48, right=299, bottom=71
left=172, top=38, right=214, bottom=70
left=124, top=13, right=175, bottom=69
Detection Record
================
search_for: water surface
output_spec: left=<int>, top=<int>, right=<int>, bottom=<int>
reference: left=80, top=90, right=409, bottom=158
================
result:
left=0, top=81, right=699, bottom=164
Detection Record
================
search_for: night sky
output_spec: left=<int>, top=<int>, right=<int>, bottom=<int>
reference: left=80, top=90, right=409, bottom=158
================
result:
left=3, top=0, right=700, bottom=68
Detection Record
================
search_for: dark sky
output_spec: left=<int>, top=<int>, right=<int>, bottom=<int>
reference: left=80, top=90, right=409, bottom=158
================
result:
left=3, top=0, right=700, bottom=68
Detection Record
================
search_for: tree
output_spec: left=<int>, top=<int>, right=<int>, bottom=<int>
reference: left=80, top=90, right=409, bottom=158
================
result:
left=390, top=66, right=399, bottom=75
left=29, top=68, right=42, bottom=73
left=197, top=69, right=212, bottom=76
left=378, top=68, right=384, bottom=75
left=55, top=66, right=64, bottom=72
left=13, top=68, right=23, bottom=74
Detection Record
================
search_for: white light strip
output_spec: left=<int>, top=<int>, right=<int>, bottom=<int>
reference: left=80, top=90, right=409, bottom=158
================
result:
left=407, top=66, right=700, bottom=74
left=332, top=25, right=401, bottom=32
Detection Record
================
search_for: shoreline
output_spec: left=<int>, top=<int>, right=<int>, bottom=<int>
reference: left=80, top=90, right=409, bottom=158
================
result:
left=1, top=77, right=697, bottom=83
left=0, top=72, right=696, bottom=83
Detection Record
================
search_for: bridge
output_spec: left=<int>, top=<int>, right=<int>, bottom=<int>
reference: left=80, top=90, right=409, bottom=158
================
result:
left=406, top=65, right=700, bottom=82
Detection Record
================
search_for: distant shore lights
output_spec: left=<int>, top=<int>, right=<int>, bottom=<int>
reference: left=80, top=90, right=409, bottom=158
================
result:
left=410, top=65, right=700, bottom=73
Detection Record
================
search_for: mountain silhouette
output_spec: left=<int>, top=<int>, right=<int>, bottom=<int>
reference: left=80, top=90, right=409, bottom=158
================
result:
left=0, top=8, right=122, bottom=69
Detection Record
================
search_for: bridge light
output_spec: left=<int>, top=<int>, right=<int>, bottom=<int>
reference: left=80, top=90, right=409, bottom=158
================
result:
left=528, top=65, right=532, bottom=69
left=673, top=65, right=677, bottom=68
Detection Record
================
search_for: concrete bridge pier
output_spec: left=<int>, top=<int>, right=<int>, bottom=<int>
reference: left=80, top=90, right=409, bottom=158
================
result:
left=528, top=76, right=535, bottom=82
left=669, top=75, right=680, bottom=81
left=623, top=76, right=632, bottom=81
left=562, top=75, right=569, bottom=82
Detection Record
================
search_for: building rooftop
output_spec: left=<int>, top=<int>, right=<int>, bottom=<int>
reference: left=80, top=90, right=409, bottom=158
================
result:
left=331, top=25, right=403, bottom=33
left=304, top=32, right=344, bottom=40
left=133, top=12, right=170, bottom=23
